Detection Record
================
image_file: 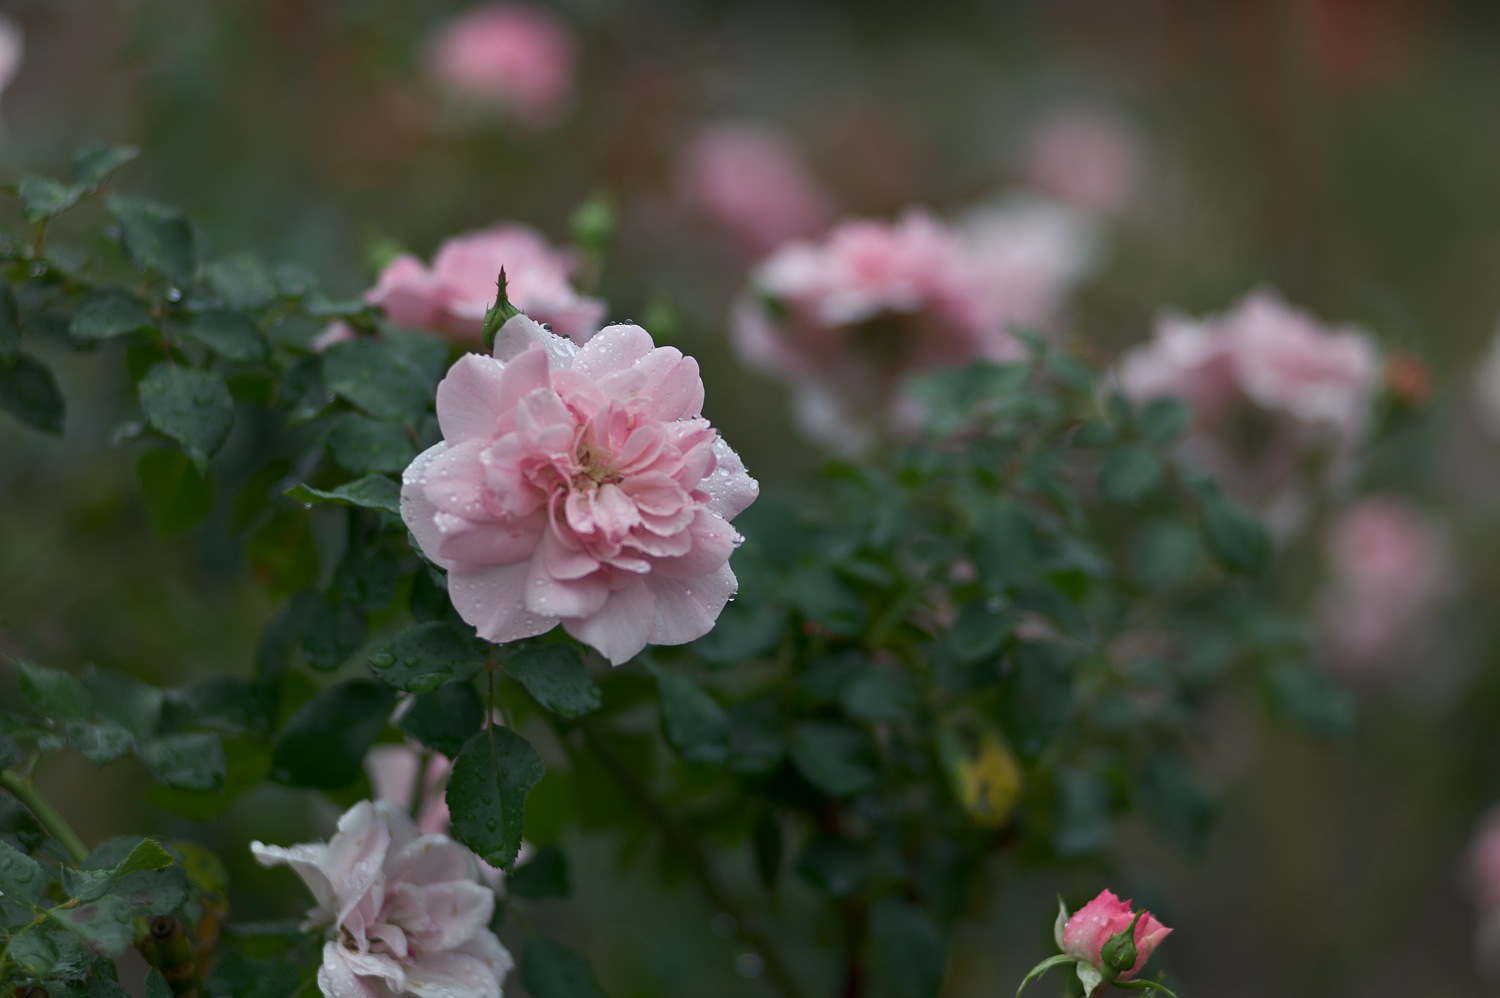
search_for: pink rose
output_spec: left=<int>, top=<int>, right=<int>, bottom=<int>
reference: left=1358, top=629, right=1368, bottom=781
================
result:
left=1317, top=497, right=1448, bottom=677
left=426, top=3, right=576, bottom=127
left=1060, top=890, right=1171, bottom=981
left=365, top=745, right=452, bottom=838
left=401, top=315, right=759, bottom=665
left=1018, top=108, right=1144, bottom=216
left=1118, top=289, right=1380, bottom=517
left=678, top=123, right=833, bottom=252
left=368, top=223, right=605, bottom=346
left=252, top=800, right=513, bottom=998
left=732, top=201, right=1095, bottom=450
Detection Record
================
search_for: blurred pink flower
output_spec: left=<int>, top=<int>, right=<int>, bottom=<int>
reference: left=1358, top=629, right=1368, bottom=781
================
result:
left=1468, top=808, right=1500, bottom=979
left=252, top=800, right=513, bottom=998
left=1019, top=107, right=1144, bottom=216
left=1317, top=497, right=1448, bottom=677
left=401, top=315, right=759, bottom=665
left=365, top=745, right=452, bottom=838
left=1118, top=289, right=1380, bottom=517
left=732, top=199, right=1096, bottom=449
left=427, top=3, right=576, bottom=127
left=678, top=123, right=833, bottom=252
left=1060, top=890, right=1171, bottom=981
left=368, top=223, right=605, bottom=346
left=0, top=16, right=22, bottom=111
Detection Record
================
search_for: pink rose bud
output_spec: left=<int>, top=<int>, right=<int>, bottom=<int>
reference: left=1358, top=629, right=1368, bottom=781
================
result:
left=678, top=123, right=834, bottom=252
left=252, top=800, right=513, bottom=998
left=401, top=315, right=759, bottom=665
left=1061, top=890, right=1171, bottom=981
left=426, top=3, right=576, bottom=127
left=366, top=223, right=606, bottom=347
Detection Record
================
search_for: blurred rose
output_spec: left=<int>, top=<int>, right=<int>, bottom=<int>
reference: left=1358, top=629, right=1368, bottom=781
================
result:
left=427, top=3, right=576, bottom=127
left=1468, top=808, right=1500, bottom=979
left=1060, top=889, right=1172, bottom=981
left=368, top=223, right=605, bottom=347
left=678, top=123, right=833, bottom=252
left=732, top=198, right=1096, bottom=450
left=1018, top=107, right=1143, bottom=216
left=1118, top=289, right=1380, bottom=526
left=1317, top=497, right=1449, bottom=679
left=365, top=745, right=452, bottom=837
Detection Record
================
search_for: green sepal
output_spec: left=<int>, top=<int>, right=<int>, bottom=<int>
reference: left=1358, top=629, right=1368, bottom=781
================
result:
left=1115, top=980, right=1180, bottom=997
left=480, top=270, right=524, bottom=351
left=1016, top=954, right=1074, bottom=996
left=1054, top=896, right=1069, bottom=950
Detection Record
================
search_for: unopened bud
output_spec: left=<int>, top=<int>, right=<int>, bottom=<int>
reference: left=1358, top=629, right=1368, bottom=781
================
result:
left=481, top=269, right=524, bottom=351
left=1099, top=910, right=1143, bottom=978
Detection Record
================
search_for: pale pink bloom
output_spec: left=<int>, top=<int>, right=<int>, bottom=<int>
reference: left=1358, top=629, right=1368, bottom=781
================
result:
left=678, top=123, right=833, bottom=252
left=401, top=315, right=759, bottom=665
left=732, top=201, right=1096, bottom=450
left=365, top=746, right=452, bottom=838
left=1317, top=497, right=1448, bottom=677
left=368, top=224, right=605, bottom=346
left=1019, top=108, right=1143, bottom=216
left=1060, top=889, right=1172, bottom=981
left=1118, top=289, right=1380, bottom=512
left=427, top=3, right=576, bottom=127
left=252, top=800, right=512, bottom=998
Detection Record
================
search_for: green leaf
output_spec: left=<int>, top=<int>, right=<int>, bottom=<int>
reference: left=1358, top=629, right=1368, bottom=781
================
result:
left=788, top=722, right=878, bottom=798
left=201, top=255, right=279, bottom=309
left=0, top=284, right=21, bottom=362
left=507, top=844, right=569, bottom=899
left=840, top=669, right=919, bottom=723
left=946, top=599, right=1014, bottom=665
left=300, top=596, right=367, bottom=671
left=5, top=926, right=60, bottom=977
left=0, top=353, right=65, bottom=434
left=145, top=968, right=173, bottom=998
left=325, top=413, right=418, bottom=475
left=247, top=510, right=320, bottom=597
left=1097, top=445, right=1163, bottom=505
left=182, top=310, right=266, bottom=362
left=48, top=895, right=136, bottom=956
left=136, top=732, right=226, bottom=790
left=285, top=475, right=400, bottom=516
left=0, top=837, right=48, bottom=905
left=71, top=289, right=154, bottom=341
left=1137, top=397, right=1192, bottom=443
left=136, top=447, right=214, bottom=536
left=655, top=670, right=728, bottom=764
left=399, top=681, right=484, bottom=758
left=447, top=725, right=545, bottom=871
left=370, top=622, right=487, bottom=693
left=72, top=142, right=140, bottom=190
left=871, top=898, right=946, bottom=998
left=19, top=175, right=83, bottom=222
left=1199, top=490, right=1268, bottom=575
left=108, top=195, right=197, bottom=286
left=1016, top=954, right=1075, bottom=996
left=503, top=645, right=601, bottom=719
left=1265, top=663, right=1355, bottom=738
left=19, top=661, right=92, bottom=721
left=271, top=680, right=395, bottom=788
left=794, top=837, right=866, bottom=896
left=322, top=336, right=442, bottom=422
left=114, top=838, right=173, bottom=877
left=138, top=364, right=234, bottom=469
left=519, top=937, right=608, bottom=998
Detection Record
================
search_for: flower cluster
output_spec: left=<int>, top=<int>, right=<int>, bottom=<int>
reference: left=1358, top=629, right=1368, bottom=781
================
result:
left=252, top=800, right=513, bottom=998
left=1118, top=289, right=1380, bottom=529
left=401, top=314, right=759, bottom=665
left=732, top=198, right=1097, bottom=448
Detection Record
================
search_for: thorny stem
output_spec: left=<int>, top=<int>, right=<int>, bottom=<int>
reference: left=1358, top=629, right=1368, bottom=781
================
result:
left=0, top=769, right=88, bottom=864
left=571, top=720, right=814, bottom=998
